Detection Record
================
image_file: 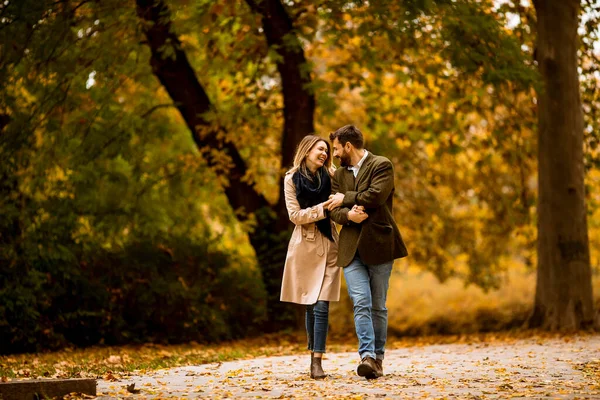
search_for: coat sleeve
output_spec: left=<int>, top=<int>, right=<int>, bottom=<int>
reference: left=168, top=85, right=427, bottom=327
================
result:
left=284, top=175, right=327, bottom=226
left=329, top=170, right=351, bottom=225
left=342, top=159, right=394, bottom=209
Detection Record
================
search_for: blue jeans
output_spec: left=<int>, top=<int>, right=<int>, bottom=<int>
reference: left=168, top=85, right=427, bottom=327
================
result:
left=306, top=301, right=329, bottom=353
left=344, top=255, right=393, bottom=360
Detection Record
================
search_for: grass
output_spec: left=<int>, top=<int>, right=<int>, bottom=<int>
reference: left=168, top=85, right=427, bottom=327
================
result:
left=0, top=333, right=310, bottom=380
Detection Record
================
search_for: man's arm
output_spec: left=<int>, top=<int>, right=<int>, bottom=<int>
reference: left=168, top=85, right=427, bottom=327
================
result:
left=342, top=159, right=394, bottom=208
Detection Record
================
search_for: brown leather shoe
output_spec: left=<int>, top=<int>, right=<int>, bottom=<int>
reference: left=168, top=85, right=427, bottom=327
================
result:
left=374, top=358, right=383, bottom=377
left=357, top=356, right=378, bottom=379
left=310, top=355, right=326, bottom=379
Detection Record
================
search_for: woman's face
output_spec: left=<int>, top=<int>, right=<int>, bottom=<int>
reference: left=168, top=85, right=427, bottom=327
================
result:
left=305, top=140, right=329, bottom=172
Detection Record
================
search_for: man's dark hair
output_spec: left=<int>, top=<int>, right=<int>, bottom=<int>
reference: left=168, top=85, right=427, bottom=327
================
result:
left=329, top=125, right=364, bottom=149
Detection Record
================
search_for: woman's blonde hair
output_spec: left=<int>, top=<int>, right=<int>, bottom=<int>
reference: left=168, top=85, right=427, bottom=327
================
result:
left=288, top=135, right=335, bottom=178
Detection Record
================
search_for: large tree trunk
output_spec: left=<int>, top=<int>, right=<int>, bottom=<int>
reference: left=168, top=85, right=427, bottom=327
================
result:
left=243, top=0, right=317, bottom=329
left=245, top=0, right=316, bottom=230
left=136, top=0, right=313, bottom=331
left=530, top=0, right=596, bottom=330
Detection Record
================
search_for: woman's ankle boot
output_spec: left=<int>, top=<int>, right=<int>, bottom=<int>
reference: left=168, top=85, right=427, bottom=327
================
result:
left=310, top=355, right=326, bottom=379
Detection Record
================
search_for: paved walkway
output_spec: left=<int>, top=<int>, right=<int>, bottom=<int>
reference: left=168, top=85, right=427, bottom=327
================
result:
left=98, top=335, right=600, bottom=399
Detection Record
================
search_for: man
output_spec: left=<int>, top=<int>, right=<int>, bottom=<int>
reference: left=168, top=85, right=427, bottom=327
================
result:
left=327, top=125, right=408, bottom=379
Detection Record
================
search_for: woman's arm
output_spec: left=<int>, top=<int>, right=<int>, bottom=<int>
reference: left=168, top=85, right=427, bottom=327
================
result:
left=284, top=175, right=329, bottom=225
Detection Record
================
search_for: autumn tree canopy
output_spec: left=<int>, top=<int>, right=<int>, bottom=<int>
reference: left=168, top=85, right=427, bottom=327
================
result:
left=1, top=0, right=598, bottom=352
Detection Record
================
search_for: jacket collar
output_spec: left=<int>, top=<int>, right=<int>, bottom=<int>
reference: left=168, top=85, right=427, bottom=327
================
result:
left=355, top=151, right=374, bottom=183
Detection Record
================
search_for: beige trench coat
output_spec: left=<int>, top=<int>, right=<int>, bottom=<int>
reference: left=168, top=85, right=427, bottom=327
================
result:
left=280, top=172, right=341, bottom=305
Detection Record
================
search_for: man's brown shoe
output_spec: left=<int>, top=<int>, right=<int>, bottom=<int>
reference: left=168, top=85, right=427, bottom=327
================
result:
left=374, top=359, right=383, bottom=377
left=357, top=356, right=378, bottom=379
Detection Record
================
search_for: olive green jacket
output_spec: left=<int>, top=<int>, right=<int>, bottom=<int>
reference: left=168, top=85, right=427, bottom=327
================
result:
left=330, top=152, right=408, bottom=267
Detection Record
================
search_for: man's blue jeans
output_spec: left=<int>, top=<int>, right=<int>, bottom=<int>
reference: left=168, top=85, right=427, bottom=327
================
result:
left=344, top=255, right=393, bottom=360
left=306, top=300, right=329, bottom=353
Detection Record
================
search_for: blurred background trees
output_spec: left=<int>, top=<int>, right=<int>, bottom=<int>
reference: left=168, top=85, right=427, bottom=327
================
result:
left=1, top=0, right=598, bottom=354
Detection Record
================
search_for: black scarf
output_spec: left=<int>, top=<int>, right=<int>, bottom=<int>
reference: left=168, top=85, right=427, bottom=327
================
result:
left=292, top=168, right=334, bottom=242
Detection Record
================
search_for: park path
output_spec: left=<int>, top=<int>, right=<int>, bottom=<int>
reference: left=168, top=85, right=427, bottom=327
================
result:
left=97, top=335, right=600, bottom=399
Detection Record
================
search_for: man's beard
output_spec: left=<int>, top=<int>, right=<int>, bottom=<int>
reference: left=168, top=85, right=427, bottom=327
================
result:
left=338, top=152, right=352, bottom=167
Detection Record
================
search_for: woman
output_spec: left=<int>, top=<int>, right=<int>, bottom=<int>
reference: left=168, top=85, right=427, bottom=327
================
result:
left=280, top=135, right=341, bottom=380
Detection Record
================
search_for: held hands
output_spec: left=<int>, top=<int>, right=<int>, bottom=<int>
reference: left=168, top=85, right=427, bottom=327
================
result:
left=326, top=193, right=345, bottom=211
left=322, top=197, right=335, bottom=210
left=324, top=193, right=368, bottom=223
left=352, top=205, right=366, bottom=213
left=348, top=204, right=368, bottom=223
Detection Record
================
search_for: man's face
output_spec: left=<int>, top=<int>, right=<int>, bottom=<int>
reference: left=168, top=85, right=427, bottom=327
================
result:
left=332, top=138, right=352, bottom=167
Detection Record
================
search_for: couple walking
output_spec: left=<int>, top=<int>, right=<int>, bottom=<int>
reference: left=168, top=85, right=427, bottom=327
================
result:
left=280, top=125, right=408, bottom=380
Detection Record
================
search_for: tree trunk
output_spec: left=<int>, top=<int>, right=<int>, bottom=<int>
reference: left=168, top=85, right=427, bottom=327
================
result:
left=530, top=0, right=596, bottom=330
left=245, top=0, right=316, bottom=230
left=0, top=114, right=10, bottom=131
left=244, top=0, right=317, bottom=329
left=136, top=0, right=267, bottom=216
left=136, top=0, right=302, bottom=331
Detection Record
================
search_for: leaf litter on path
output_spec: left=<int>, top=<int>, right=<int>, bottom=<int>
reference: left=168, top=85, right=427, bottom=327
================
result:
left=92, top=334, right=600, bottom=399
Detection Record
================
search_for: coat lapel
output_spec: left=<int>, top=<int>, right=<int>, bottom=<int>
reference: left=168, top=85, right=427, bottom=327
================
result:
left=354, top=152, right=373, bottom=190
left=342, top=166, right=354, bottom=190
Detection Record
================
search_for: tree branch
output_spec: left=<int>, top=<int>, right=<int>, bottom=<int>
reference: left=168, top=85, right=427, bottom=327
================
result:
left=136, top=0, right=269, bottom=217
left=141, top=103, right=177, bottom=118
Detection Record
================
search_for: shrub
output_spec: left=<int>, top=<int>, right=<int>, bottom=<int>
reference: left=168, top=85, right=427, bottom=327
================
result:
left=0, top=236, right=266, bottom=354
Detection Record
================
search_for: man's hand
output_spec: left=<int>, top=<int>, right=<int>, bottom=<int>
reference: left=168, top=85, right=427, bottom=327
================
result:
left=327, top=193, right=345, bottom=210
left=348, top=207, right=368, bottom=223
left=352, top=205, right=365, bottom=214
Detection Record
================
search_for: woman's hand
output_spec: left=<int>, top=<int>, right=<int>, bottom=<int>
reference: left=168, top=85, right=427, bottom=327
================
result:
left=327, top=193, right=344, bottom=210
left=323, top=197, right=335, bottom=210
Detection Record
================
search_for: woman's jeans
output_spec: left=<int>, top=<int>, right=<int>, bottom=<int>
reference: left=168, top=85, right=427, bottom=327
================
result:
left=306, top=300, right=329, bottom=353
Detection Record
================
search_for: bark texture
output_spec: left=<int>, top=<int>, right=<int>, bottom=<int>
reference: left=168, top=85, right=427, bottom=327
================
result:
left=530, top=0, right=596, bottom=330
